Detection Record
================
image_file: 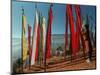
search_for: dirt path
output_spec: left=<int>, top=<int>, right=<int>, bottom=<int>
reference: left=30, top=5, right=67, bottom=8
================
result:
left=46, top=59, right=96, bottom=72
left=15, top=49, right=96, bottom=74
left=16, top=57, right=96, bottom=74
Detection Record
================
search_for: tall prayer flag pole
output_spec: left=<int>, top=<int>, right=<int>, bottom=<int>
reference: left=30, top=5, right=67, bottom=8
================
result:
left=28, top=24, right=32, bottom=69
left=21, top=8, right=28, bottom=71
left=31, top=4, right=39, bottom=65
left=66, top=5, right=76, bottom=59
left=44, top=4, right=53, bottom=72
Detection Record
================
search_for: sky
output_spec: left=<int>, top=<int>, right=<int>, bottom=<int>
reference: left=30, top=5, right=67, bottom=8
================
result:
left=12, top=1, right=96, bottom=38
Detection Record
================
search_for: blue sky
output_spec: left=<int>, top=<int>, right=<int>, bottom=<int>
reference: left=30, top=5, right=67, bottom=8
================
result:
left=12, top=1, right=96, bottom=38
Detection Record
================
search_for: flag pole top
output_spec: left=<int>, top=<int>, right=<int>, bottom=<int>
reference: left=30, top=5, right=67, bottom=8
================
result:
left=84, top=14, right=89, bottom=29
left=50, top=4, right=53, bottom=7
left=35, top=3, right=37, bottom=9
left=22, top=7, right=24, bottom=15
left=49, top=4, right=53, bottom=12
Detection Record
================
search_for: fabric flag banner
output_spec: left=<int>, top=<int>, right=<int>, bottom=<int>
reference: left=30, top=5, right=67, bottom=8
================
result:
left=45, top=5, right=53, bottom=59
left=28, top=25, right=32, bottom=65
left=31, top=9, right=39, bottom=65
left=75, top=5, right=81, bottom=52
left=42, top=17, right=46, bottom=59
left=75, top=21, right=79, bottom=52
left=66, top=5, right=76, bottom=57
left=22, top=10, right=28, bottom=62
left=75, top=5, right=86, bottom=52
left=37, top=12, right=42, bottom=64
left=38, top=15, right=46, bottom=64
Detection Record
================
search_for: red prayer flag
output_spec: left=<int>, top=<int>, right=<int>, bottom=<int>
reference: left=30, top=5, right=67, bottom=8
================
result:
left=75, top=21, right=80, bottom=52
left=66, top=5, right=76, bottom=57
left=28, top=25, right=32, bottom=64
left=75, top=5, right=85, bottom=50
left=35, top=20, right=40, bottom=61
left=45, top=5, right=53, bottom=59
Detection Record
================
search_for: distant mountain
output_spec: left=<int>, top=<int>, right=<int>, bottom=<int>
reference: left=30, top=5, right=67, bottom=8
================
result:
left=12, top=34, right=71, bottom=39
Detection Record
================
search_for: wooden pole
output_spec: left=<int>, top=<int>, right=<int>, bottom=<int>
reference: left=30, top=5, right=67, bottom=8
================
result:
left=70, top=38, right=73, bottom=62
left=44, top=50, right=46, bottom=72
left=21, top=8, right=24, bottom=72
